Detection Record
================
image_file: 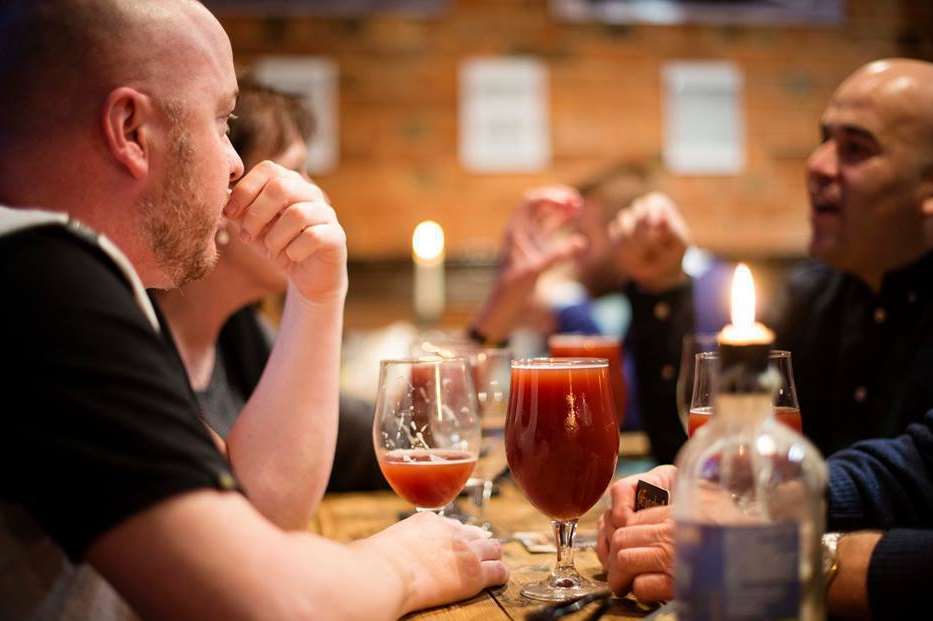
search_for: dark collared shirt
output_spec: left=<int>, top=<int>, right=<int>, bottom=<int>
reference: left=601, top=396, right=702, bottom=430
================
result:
left=627, top=250, right=933, bottom=462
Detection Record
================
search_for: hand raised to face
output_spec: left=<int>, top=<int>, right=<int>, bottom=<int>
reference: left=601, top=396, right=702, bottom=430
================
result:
left=609, top=192, right=689, bottom=294
left=224, top=161, right=347, bottom=303
left=498, top=185, right=588, bottom=286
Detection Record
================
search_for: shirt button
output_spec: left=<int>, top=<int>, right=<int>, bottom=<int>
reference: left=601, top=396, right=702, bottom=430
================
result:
left=654, top=302, right=671, bottom=321
left=873, top=308, right=886, bottom=324
left=661, top=364, right=675, bottom=381
left=217, top=471, right=237, bottom=490
left=853, top=386, right=868, bottom=403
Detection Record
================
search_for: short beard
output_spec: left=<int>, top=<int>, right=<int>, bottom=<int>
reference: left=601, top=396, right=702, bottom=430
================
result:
left=139, top=103, right=219, bottom=287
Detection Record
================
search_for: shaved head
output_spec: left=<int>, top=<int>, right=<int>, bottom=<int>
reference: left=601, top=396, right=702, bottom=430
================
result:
left=832, top=59, right=933, bottom=173
left=0, top=0, right=228, bottom=144
left=0, top=0, right=243, bottom=289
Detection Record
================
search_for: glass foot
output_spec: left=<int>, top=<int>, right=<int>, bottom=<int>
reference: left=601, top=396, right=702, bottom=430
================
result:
left=520, top=568, right=604, bottom=602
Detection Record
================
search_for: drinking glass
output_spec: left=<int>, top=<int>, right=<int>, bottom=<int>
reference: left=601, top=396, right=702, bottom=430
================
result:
left=506, top=358, right=619, bottom=601
left=548, top=334, right=627, bottom=426
left=372, top=357, right=481, bottom=514
left=686, top=349, right=802, bottom=437
left=676, top=333, right=719, bottom=434
left=411, top=335, right=512, bottom=529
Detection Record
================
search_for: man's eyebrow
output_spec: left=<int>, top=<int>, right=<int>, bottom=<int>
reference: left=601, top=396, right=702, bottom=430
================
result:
left=836, top=124, right=879, bottom=143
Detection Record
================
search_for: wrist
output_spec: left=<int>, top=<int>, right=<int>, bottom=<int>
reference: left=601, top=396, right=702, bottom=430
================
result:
left=351, top=538, right=415, bottom=615
left=287, top=281, right=348, bottom=310
left=467, top=325, right=509, bottom=349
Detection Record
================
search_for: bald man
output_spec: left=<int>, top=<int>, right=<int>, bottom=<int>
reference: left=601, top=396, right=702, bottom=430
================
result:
left=0, top=2, right=505, bottom=620
left=595, top=59, right=933, bottom=618
left=607, top=58, right=933, bottom=463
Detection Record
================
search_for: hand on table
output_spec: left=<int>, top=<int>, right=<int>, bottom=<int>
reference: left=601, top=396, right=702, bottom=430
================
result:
left=225, top=161, right=347, bottom=303
left=609, top=192, right=689, bottom=294
left=596, top=465, right=678, bottom=602
left=357, top=511, right=509, bottom=614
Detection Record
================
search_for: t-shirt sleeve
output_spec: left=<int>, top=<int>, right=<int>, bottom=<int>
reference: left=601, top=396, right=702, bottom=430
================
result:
left=0, top=228, right=240, bottom=562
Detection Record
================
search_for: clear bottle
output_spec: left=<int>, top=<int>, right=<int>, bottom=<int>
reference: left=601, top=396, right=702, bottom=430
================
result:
left=673, top=354, right=828, bottom=621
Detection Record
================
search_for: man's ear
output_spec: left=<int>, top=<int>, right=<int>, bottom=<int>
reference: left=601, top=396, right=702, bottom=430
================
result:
left=101, top=87, right=155, bottom=179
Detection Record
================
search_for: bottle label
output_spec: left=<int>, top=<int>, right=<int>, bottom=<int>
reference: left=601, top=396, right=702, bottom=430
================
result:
left=675, top=522, right=800, bottom=621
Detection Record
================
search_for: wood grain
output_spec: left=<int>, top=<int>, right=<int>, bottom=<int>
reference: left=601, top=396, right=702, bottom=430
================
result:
left=313, top=479, right=662, bottom=620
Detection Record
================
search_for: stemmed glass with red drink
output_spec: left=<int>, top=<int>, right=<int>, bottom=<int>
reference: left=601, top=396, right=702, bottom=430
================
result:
left=373, top=358, right=481, bottom=514
left=506, top=358, right=619, bottom=601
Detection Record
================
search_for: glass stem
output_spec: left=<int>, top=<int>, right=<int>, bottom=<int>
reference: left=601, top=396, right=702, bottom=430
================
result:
left=552, top=519, right=578, bottom=576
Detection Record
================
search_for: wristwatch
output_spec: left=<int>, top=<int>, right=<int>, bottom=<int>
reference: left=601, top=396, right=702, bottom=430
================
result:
left=822, top=532, right=844, bottom=591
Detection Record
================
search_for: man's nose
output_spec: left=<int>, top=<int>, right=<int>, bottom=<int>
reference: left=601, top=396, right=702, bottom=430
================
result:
left=807, top=140, right=838, bottom=181
left=229, top=145, right=245, bottom=184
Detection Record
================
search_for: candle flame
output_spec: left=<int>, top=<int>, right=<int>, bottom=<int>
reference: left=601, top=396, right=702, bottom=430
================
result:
left=412, top=220, right=445, bottom=262
left=731, top=263, right=756, bottom=329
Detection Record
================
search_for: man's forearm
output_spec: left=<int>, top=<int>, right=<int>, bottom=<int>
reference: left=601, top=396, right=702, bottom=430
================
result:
left=227, top=284, right=345, bottom=529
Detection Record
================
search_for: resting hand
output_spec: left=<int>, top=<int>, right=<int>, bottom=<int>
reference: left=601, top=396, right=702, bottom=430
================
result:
left=225, top=161, right=347, bottom=303
left=356, top=512, right=509, bottom=614
left=596, top=465, right=678, bottom=601
left=609, top=192, right=689, bottom=293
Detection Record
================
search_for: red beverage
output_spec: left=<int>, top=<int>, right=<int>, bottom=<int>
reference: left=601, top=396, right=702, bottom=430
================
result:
left=548, top=335, right=626, bottom=426
left=774, top=406, right=803, bottom=433
left=687, top=407, right=713, bottom=437
left=688, top=406, right=803, bottom=437
left=506, top=359, right=619, bottom=520
left=379, top=449, right=477, bottom=509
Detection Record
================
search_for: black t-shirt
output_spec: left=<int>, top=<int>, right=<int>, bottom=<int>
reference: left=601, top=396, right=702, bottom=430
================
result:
left=0, top=226, right=239, bottom=562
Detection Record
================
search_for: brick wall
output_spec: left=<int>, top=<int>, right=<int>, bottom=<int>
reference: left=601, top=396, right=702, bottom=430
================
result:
left=220, top=0, right=930, bottom=262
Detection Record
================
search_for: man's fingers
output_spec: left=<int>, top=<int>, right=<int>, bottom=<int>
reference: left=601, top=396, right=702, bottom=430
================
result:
left=262, top=201, right=335, bottom=258
left=616, top=545, right=674, bottom=578
left=608, top=477, right=640, bottom=526
left=467, top=536, right=501, bottom=560
left=596, top=513, right=611, bottom=566
left=481, top=560, right=510, bottom=587
left=611, top=522, right=672, bottom=553
left=237, top=174, right=323, bottom=240
left=632, top=573, right=674, bottom=603
left=224, top=160, right=279, bottom=218
left=541, top=235, right=587, bottom=270
left=279, top=223, right=346, bottom=266
left=627, top=504, right=673, bottom=527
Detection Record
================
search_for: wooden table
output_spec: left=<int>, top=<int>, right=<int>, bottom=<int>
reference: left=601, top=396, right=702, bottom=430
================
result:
left=310, top=440, right=667, bottom=621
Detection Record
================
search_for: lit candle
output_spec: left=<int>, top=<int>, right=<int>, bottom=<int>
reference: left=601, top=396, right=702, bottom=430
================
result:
left=718, top=263, right=774, bottom=346
left=717, top=263, right=774, bottom=388
left=412, top=220, right=445, bottom=323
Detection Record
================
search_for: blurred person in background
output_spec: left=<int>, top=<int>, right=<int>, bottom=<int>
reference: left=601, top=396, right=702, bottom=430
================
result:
left=156, top=78, right=386, bottom=492
left=469, top=167, right=730, bottom=454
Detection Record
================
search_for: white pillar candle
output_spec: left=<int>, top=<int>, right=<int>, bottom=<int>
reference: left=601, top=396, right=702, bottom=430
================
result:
left=412, top=220, right=445, bottom=323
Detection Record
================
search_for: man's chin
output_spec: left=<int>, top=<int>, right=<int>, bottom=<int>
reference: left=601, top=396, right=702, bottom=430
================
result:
left=172, top=248, right=219, bottom=288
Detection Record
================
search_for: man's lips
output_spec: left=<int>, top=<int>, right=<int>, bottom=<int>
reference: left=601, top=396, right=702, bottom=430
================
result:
left=812, top=201, right=840, bottom=215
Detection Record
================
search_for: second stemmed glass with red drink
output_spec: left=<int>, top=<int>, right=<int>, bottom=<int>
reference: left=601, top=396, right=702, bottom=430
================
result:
left=688, top=349, right=803, bottom=436
left=548, top=334, right=627, bottom=426
left=506, top=358, right=619, bottom=601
